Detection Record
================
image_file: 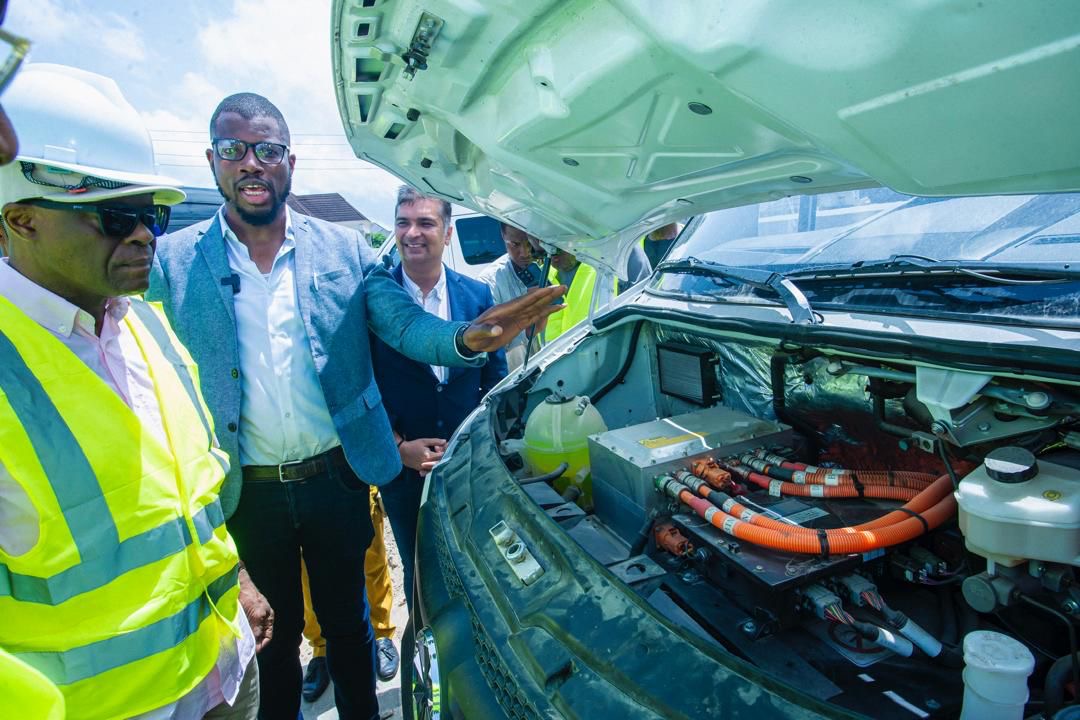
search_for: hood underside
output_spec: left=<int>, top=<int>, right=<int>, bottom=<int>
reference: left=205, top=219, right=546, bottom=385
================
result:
left=333, top=0, right=1080, bottom=275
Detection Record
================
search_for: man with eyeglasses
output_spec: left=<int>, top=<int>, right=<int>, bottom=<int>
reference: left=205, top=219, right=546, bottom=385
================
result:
left=0, top=64, right=272, bottom=720
left=149, top=93, right=565, bottom=720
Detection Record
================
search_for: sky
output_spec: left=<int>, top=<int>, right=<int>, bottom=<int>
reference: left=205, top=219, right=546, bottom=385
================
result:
left=8, top=0, right=403, bottom=227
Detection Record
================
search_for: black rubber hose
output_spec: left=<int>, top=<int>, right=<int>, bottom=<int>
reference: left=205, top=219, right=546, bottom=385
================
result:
left=1021, top=594, right=1079, bottom=713
left=937, top=586, right=959, bottom=646
left=870, top=378, right=918, bottom=438
left=628, top=512, right=657, bottom=556
left=1045, top=651, right=1080, bottom=717
left=518, top=461, right=569, bottom=486
left=591, top=321, right=643, bottom=404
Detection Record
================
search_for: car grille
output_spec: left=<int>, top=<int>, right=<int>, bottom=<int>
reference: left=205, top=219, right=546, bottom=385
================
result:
left=432, top=510, right=542, bottom=720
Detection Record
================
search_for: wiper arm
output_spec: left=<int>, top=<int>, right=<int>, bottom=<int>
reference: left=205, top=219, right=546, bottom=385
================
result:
left=792, top=254, right=1080, bottom=285
left=657, top=257, right=820, bottom=324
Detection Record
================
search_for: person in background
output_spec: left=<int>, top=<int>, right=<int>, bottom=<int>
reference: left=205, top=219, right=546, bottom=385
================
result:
left=0, top=63, right=270, bottom=720
left=642, top=222, right=681, bottom=269
left=300, top=486, right=398, bottom=701
left=373, top=185, right=508, bottom=600
left=542, top=241, right=650, bottom=342
left=477, top=222, right=542, bottom=369
left=149, top=93, right=563, bottom=720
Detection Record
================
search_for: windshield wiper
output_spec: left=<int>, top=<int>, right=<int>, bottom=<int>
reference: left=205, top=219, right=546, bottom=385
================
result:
left=789, top=255, right=1080, bottom=285
left=657, top=257, right=820, bottom=324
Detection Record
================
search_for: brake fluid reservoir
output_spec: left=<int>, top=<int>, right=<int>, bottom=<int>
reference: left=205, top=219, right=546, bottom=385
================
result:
left=956, top=447, right=1080, bottom=567
left=522, top=394, right=607, bottom=502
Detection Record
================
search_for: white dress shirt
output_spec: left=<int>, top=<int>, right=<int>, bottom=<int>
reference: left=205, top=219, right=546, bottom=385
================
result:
left=478, top=255, right=536, bottom=369
left=219, top=207, right=342, bottom=466
left=401, top=265, right=450, bottom=383
left=0, top=258, right=254, bottom=718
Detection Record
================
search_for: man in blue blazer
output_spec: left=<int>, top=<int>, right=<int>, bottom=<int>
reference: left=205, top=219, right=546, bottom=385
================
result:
left=147, top=94, right=563, bottom=720
left=373, top=186, right=508, bottom=600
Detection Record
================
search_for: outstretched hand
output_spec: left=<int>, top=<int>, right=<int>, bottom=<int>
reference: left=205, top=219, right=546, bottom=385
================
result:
left=462, top=285, right=566, bottom=353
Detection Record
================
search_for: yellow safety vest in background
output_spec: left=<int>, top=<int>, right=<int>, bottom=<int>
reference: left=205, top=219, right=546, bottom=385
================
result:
left=545, top=263, right=619, bottom=342
left=0, top=297, right=242, bottom=720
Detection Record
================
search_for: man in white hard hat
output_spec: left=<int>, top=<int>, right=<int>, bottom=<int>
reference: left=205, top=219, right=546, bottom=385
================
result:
left=0, top=63, right=269, bottom=720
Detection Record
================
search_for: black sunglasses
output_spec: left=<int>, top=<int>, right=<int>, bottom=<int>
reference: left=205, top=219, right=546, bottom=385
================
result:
left=211, top=138, right=289, bottom=165
left=25, top=198, right=171, bottom=238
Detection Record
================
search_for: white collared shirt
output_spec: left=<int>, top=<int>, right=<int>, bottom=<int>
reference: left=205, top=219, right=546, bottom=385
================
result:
left=401, top=265, right=450, bottom=383
left=218, top=207, right=341, bottom=466
left=0, top=258, right=254, bottom=718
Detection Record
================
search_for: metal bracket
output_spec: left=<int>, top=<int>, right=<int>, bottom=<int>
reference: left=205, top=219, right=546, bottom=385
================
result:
left=489, top=521, right=544, bottom=585
left=401, top=12, right=444, bottom=79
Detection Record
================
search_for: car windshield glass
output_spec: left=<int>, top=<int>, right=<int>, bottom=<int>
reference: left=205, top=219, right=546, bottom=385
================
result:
left=656, top=190, right=1080, bottom=326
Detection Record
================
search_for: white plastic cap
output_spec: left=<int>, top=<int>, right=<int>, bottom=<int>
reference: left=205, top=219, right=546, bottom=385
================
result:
left=962, top=630, right=1035, bottom=707
left=0, top=63, right=185, bottom=206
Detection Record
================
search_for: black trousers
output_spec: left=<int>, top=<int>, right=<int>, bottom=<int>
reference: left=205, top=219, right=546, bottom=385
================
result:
left=227, top=462, right=379, bottom=720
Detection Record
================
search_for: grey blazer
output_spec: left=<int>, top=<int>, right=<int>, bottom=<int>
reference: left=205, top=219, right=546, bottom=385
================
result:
left=148, top=211, right=481, bottom=518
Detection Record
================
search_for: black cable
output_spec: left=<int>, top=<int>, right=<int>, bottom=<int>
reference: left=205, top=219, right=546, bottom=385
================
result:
left=1020, top=594, right=1080, bottom=707
left=937, top=442, right=961, bottom=492
left=628, top=512, right=657, bottom=556
left=518, top=461, right=569, bottom=486
left=590, top=321, right=643, bottom=404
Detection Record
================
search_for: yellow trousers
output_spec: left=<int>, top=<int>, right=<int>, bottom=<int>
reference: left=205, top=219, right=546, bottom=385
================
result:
left=302, top=486, right=395, bottom=657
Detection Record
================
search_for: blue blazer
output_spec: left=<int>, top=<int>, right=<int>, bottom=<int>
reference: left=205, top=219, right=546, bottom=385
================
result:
left=148, top=211, right=482, bottom=518
left=372, top=264, right=507, bottom=442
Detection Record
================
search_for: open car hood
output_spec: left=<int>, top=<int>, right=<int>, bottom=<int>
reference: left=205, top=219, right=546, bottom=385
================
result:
left=333, top=0, right=1080, bottom=277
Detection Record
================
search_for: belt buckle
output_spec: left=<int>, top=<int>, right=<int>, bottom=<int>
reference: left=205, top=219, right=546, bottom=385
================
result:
left=277, top=458, right=305, bottom=482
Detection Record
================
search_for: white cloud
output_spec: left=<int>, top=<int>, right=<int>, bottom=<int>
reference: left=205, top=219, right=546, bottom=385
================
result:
left=98, top=13, right=148, bottom=64
left=196, top=0, right=340, bottom=130
left=9, top=1, right=147, bottom=64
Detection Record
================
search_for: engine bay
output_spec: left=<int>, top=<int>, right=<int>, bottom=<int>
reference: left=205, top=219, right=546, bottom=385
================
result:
left=492, top=318, right=1080, bottom=719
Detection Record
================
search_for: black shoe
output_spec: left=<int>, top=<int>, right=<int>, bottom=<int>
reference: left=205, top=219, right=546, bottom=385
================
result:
left=376, top=637, right=399, bottom=681
left=302, top=656, right=330, bottom=702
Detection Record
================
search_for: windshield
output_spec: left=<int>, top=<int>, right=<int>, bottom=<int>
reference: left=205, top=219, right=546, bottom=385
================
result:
left=658, top=190, right=1080, bottom=325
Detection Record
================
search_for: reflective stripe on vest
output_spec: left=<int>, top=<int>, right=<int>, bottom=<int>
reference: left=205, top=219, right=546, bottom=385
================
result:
left=13, top=564, right=237, bottom=686
left=0, top=330, right=118, bottom=559
left=0, top=327, right=227, bottom=604
left=127, top=301, right=215, bottom=444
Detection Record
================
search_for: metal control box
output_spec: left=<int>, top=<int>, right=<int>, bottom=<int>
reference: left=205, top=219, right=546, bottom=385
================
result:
left=589, top=406, right=793, bottom=541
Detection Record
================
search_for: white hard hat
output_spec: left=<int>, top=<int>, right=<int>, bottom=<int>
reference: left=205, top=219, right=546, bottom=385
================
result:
left=0, top=63, right=185, bottom=207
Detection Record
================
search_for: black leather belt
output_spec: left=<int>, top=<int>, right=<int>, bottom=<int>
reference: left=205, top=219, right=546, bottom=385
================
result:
left=242, top=446, right=349, bottom=482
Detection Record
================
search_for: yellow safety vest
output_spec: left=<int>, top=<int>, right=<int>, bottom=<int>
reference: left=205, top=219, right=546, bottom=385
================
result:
left=0, top=649, right=64, bottom=720
left=0, top=296, right=242, bottom=720
left=545, top=263, right=618, bottom=342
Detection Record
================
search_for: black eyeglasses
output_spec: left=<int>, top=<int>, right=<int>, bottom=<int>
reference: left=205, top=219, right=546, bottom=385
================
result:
left=211, top=138, right=289, bottom=165
left=25, top=198, right=171, bottom=238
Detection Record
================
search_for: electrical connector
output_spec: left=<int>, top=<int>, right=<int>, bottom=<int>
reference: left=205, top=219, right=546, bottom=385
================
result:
left=835, top=574, right=877, bottom=607
left=802, top=584, right=843, bottom=621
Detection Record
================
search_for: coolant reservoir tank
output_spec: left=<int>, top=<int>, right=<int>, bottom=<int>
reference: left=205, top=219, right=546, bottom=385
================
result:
left=956, top=448, right=1080, bottom=567
left=522, top=394, right=607, bottom=499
